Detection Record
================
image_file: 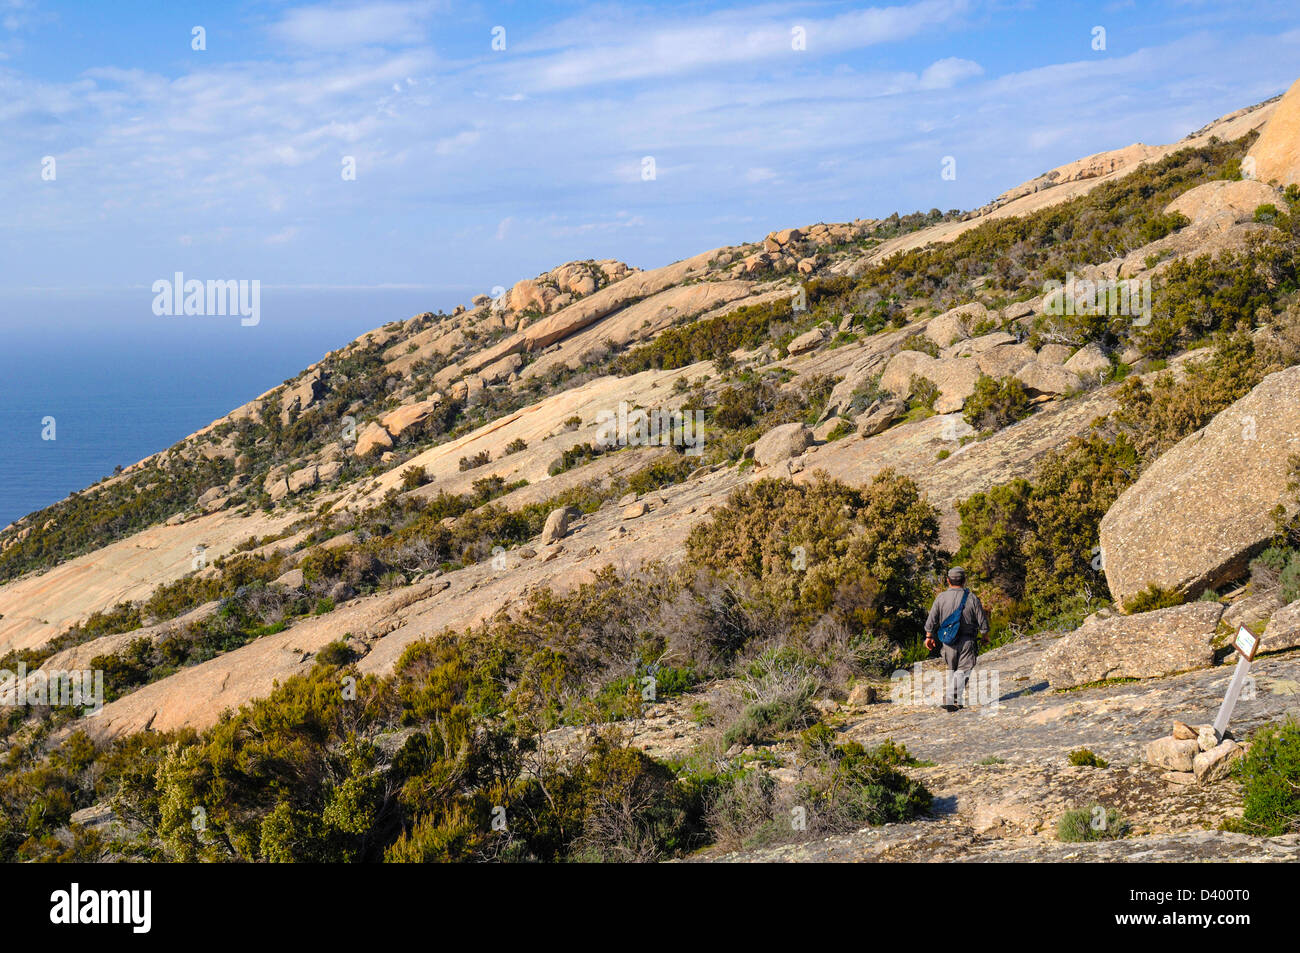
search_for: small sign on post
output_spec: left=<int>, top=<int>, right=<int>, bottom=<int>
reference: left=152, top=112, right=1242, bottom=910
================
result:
left=1211, top=625, right=1260, bottom=743
left=1233, top=626, right=1260, bottom=662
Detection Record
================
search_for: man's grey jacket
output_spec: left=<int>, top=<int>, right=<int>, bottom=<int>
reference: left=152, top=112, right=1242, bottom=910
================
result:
left=924, top=587, right=990, bottom=642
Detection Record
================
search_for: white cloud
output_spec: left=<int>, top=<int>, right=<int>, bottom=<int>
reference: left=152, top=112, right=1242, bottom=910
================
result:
left=1, top=0, right=1297, bottom=294
left=919, top=57, right=984, bottom=88
left=270, top=1, right=441, bottom=50
left=508, top=0, right=973, bottom=91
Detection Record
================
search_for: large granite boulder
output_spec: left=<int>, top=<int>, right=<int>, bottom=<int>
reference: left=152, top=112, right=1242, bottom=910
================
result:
left=1063, top=343, right=1111, bottom=380
left=977, top=343, right=1036, bottom=378
left=287, top=465, right=319, bottom=494
left=1099, top=366, right=1300, bottom=605
left=354, top=422, right=394, bottom=457
left=924, top=302, right=988, bottom=348
left=880, top=350, right=937, bottom=396
left=787, top=325, right=828, bottom=356
left=940, top=331, right=1015, bottom=359
left=855, top=398, right=907, bottom=437
left=540, top=506, right=575, bottom=545
left=1031, top=602, right=1222, bottom=690
left=752, top=422, right=813, bottom=467
left=279, top=370, right=327, bottom=426
left=1261, top=597, right=1300, bottom=654
left=1035, top=343, right=1072, bottom=365
left=880, top=351, right=980, bottom=413
left=927, top=358, right=981, bottom=413
left=1165, top=179, right=1280, bottom=225
left=380, top=397, right=442, bottom=438
left=1015, top=361, right=1081, bottom=396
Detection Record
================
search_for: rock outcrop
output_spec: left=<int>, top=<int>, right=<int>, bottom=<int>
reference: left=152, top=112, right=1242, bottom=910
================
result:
left=1165, top=178, right=1280, bottom=225
left=1015, top=361, right=1080, bottom=396
left=1261, top=597, right=1300, bottom=654
left=880, top=351, right=980, bottom=413
left=1031, top=602, right=1222, bottom=690
left=1246, top=76, right=1300, bottom=187
left=752, top=423, right=813, bottom=467
left=1099, top=366, right=1300, bottom=606
left=925, top=303, right=988, bottom=348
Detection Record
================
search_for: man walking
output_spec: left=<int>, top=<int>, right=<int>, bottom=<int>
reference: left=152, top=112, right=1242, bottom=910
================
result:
left=924, top=567, right=990, bottom=711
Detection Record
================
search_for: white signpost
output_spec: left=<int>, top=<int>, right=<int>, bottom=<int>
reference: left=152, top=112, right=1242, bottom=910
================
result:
left=1211, top=625, right=1260, bottom=743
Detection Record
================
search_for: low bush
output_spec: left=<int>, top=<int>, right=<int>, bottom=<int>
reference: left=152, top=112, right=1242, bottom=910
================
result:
left=963, top=374, right=1031, bottom=432
left=1057, top=805, right=1128, bottom=842
left=1222, top=718, right=1300, bottom=836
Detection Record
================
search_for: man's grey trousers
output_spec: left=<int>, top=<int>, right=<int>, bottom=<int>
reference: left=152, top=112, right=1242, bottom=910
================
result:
left=941, top=635, right=978, bottom=706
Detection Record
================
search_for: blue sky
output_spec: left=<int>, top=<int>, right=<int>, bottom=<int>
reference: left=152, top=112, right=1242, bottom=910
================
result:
left=2, top=0, right=1298, bottom=308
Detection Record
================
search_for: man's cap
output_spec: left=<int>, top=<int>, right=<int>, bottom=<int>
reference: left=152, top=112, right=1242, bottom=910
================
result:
left=947, top=566, right=966, bottom=582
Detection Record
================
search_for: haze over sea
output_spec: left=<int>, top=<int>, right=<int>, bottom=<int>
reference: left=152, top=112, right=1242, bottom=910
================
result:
left=0, top=288, right=457, bottom=530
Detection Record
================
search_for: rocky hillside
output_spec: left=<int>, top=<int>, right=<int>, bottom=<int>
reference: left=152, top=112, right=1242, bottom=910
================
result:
left=2, top=79, right=1300, bottom=863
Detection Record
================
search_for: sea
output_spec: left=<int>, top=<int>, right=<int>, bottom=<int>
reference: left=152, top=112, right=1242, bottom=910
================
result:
left=0, top=287, right=459, bottom=530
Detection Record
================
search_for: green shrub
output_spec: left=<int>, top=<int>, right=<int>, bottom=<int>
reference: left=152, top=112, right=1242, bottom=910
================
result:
left=956, top=428, right=1137, bottom=623
left=1281, top=555, right=1300, bottom=606
left=797, top=739, right=932, bottom=830
left=316, top=640, right=358, bottom=667
left=825, top=418, right=855, bottom=441
left=458, top=451, right=490, bottom=472
left=723, top=694, right=816, bottom=748
left=1067, top=748, right=1109, bottom=768
left=685, top=472, right=941, bottom=642
left=1123, top=584, right=1184, bottom=614
left=400, top=466, right=428, bottom=490
left=963, top=374, right=1031, bottom=432
left=907, top=374, right=940, bottom=413
left=899, top=334, right=939, bottom=357
left=1057, top=804, right=1128, bottom=842
left=625, top=455, right=696, bottom=496
left=1114, top=331, right=1290, bottom=462
left=1135, top=241, right=1296, bottom=357
left=704, top=769, right=777, bottom=850
left=1222, top=718, right=1300, bottom=836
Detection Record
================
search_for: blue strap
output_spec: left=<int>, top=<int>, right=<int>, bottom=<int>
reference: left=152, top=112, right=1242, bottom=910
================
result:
left=936, top=589, right=969, bottom=645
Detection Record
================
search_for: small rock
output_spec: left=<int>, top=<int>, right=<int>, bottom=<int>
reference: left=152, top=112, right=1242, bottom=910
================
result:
left=327, top=581, right=356, bottom=603
left=540, top=506, right=573, bottom=545
left=622, top=501, right=648, bottom=519
left=618, top=492, right=639, bottom=507
left=1193, top=740, right=1243, bottom=783
left=274, top=568, right=305, bottom=589
left=1197, top=725, right=1220, bottom=752
left=1172, top=720, right=1197, bottom=740
left=1145, top=736, right=1200, bottom=772
left=787, top=326, right=828, bottom=356
left=854, top=398, right=906, bottom=438
left=846, top=684, right=878, bottom=707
